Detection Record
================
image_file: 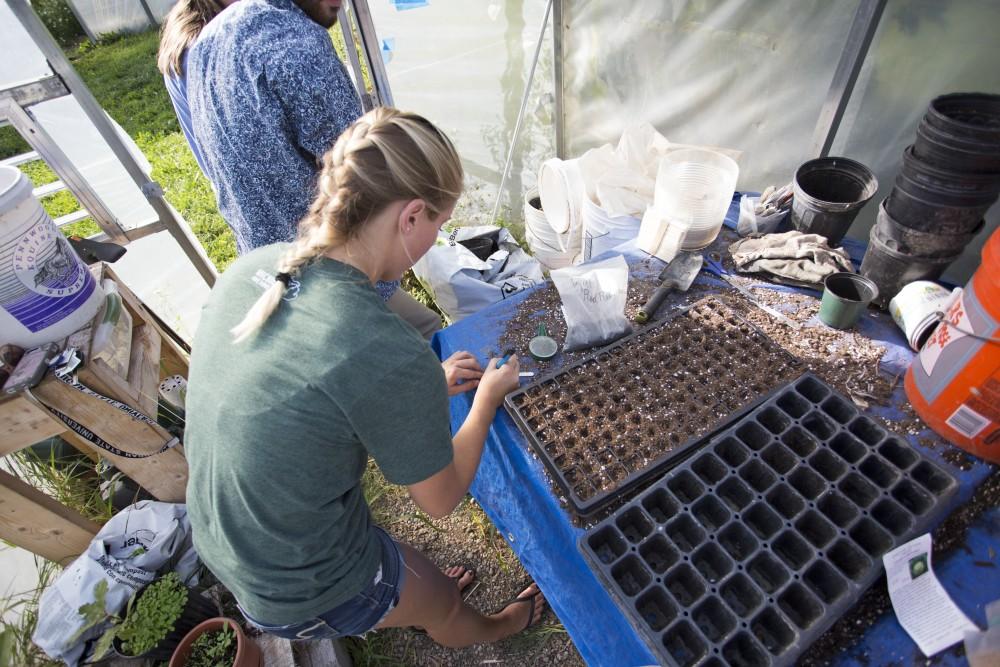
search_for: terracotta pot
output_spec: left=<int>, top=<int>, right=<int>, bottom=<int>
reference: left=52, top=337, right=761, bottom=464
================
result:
left=168, top=617, right=262, bottom=667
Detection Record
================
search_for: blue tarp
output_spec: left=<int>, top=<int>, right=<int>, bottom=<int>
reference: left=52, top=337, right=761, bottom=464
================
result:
left=431, top=196, right=997, bottom=666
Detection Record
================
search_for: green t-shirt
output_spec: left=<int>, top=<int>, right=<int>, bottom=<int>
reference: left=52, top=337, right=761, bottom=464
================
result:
left=184, top=244, right=453, bottom=624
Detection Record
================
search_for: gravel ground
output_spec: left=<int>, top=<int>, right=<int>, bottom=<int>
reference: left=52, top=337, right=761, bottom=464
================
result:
left=347, top=472, right=584, bottom=667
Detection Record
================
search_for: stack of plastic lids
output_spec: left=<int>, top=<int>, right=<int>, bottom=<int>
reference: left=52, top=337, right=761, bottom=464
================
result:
left=655, top=148, right=740, bottom=250
left=582, top=196, right=642, bottom=261
left=524, top=187, right=579, bottom=269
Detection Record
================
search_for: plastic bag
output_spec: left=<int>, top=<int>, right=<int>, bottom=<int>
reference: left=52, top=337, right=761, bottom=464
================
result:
left=550, top=255, right=632, bottom=351
left=33, top=501, right=200, bottom=666
left=412, top=225, right=544, bottom=322
left=965, top=599, right=1000, bottom=667
left=737, top=194, right=790, bottom=236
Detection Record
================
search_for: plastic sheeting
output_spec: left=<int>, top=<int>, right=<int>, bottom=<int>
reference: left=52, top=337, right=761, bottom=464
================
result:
left=559, top=0, right=1000, bottom=285
left=366, top=0, right=555, bottom=226
left=432, top=197, right=995, bottom=666
left=30, top=96, right=158, bottom=231
left=0, top=2, right=52, bottom=86
left=64, top=0, right=154, bottom=37
left=561, top=1, right=859, bottom=190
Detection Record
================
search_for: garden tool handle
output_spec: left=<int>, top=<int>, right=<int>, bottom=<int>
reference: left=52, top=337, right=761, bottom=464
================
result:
left=635, top=284, right=673, bottom=324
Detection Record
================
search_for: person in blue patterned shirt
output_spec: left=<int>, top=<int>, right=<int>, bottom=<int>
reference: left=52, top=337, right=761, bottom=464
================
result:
left=187, top=0, right=441, bottom=336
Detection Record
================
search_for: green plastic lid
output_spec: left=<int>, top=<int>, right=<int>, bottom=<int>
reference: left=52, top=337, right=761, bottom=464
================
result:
left=529, top=334, right=559, bottom=361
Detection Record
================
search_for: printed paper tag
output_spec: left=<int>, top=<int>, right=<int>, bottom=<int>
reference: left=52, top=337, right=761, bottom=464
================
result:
left=884, top=533, right=978, bottom=656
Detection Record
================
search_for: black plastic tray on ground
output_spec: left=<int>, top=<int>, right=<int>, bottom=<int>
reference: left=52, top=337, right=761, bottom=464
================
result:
left=579, top=374, right=958, bottom=667
left=505, top=296, right=802, bottom=516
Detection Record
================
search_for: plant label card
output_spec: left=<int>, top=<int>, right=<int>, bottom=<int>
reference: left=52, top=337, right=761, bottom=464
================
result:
left=884, top=533, right=979, bottom=656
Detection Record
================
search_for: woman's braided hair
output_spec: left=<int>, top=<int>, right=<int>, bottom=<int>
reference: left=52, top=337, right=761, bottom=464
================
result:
left=231, top=107, right=463, bottom=342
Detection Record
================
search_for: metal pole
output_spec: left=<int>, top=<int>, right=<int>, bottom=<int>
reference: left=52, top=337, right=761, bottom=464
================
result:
left=349, top=0, right=394, bottom=107
left=489, top=0, right=553, bottom=227
left=553, top=0, right=565, bottom=159
left=137, top=0, right=158, bottom=28
left=810, top=0, right=888, bottom=158
left=7, top=0, right=217, bottom=286
left=61, top=0, right=98, bottom=42
left=337, top=5, right=376, bottom=112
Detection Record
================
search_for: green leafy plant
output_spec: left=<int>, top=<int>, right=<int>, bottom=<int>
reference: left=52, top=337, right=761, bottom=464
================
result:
left=117, top=572, right=188, bottom=656
left=186, top=625, right=236, bottom=667
left=75, top=573, right=189, bottom=659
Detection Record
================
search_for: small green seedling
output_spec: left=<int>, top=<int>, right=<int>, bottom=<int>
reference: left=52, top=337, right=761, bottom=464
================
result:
left=187, top=624, right=237, bottom=667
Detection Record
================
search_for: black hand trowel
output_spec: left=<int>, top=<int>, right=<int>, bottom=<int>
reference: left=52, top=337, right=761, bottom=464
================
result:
left=634, top=252, right=703, bottom=324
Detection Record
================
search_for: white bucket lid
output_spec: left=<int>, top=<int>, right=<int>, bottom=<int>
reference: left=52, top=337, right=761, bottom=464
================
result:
left=0, top=166, right=32, bottom=217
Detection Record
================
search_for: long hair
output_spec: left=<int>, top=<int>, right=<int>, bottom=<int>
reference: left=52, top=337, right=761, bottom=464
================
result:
left=157, top=0, right=229, bottom=75
left=230, top=107, right=464, bottom=342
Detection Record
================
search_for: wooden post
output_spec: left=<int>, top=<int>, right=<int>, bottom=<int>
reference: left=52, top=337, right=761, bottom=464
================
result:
left=31, top=379, right=188, bottom=503
left=0, top=469, right=100, bottom=565
left=0, top=394, right=65, bottom=457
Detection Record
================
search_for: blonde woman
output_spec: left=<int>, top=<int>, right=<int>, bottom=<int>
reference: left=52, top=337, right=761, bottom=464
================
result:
left=157, top=0, right=235, bottom=175
left=184, top=108, right=546, bottom=646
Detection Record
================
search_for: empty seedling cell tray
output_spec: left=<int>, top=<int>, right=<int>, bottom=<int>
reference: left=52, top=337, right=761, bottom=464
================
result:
left=579, top=374, right=958, bottom=667
left=505, top=296, right=803, bottom=516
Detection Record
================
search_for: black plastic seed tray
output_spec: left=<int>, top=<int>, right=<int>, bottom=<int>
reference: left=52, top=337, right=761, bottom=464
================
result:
left=505, top=296, right=803, bottom=516
left=579, top=374, right=958, bottom=667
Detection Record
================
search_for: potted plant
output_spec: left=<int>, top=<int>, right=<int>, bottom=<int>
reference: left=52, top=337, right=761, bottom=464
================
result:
left=76, top=572, right=216, bottom=661
left=169, top=617, right=263, bottom=667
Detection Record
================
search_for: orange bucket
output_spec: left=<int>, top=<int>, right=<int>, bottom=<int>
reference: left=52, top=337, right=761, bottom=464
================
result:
left=905, top=226, right=1000, bottom=462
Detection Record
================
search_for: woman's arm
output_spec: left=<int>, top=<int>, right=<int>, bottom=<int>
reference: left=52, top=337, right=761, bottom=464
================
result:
left=407, top=355, right=520, bottom=518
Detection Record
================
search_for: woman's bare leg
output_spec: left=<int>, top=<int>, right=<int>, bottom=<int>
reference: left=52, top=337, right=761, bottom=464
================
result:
left=376, top=541, right=546, bottom=648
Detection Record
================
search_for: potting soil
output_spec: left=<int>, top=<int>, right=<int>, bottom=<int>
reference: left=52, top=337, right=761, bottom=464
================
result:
left=505, top=296, right=802, bottom=515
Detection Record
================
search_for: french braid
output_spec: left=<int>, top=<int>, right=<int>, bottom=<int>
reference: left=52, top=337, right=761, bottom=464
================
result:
left=231, top=108, right=463, bottom=342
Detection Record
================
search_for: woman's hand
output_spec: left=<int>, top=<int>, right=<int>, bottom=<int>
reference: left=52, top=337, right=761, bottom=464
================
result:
left=442, top=351, right=484, bottom=395
left=476, top=354, right=520, bottom=408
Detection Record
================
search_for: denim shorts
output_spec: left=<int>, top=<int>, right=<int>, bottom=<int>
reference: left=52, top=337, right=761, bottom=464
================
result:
left=241, top=526, right=405, bottom=640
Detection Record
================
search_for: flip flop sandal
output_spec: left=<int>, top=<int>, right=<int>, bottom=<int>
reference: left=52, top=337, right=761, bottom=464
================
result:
left=499, top=588, right=543, bottom=632
left=409, top=565, right=478, bottom=635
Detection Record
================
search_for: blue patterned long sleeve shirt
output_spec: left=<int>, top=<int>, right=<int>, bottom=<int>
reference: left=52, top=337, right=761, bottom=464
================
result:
left=187, top=0, right=399, bottom=300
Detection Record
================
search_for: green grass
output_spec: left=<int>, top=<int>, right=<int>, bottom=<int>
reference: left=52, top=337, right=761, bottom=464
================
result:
left=0, top=555, right=62, bottom=667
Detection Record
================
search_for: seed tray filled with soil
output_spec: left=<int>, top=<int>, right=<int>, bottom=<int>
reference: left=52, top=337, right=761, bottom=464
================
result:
left=579, top=374, right=958, bottom=667
left=505, top=296, right=803, bottom=516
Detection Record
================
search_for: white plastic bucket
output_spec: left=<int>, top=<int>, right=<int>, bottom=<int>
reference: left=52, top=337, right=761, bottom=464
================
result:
left=582, top=197, right=641, bottom=260
left=538, top=158, right=586, bottom=250
left=655, top=148, right=739, bottom=249
left=889, top=280, right=957, bottom=351
left=524, top=188, right=579, bottom=270
left=0, top=166, right=104, bottom=348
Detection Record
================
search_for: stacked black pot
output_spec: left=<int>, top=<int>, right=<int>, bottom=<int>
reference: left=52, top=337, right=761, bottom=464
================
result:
left=862, top=92, right=1000, bottom=306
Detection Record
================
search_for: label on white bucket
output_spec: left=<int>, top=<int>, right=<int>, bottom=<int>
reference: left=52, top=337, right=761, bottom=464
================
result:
left=918, top=292, right=972, bottom=377
left=2, top=215, right=97, bottom=333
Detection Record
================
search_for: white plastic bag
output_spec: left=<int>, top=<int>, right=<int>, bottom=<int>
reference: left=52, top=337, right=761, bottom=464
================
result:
left=737, top=194, right=788, bottom=236
left=33, top=501, right=200, bottom=666
left=412, top=225, right=544, bottom=322
left=550, top=255, right=632, bottom=351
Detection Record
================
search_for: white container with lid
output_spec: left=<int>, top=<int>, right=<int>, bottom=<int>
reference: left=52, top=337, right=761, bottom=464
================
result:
left=0, top=166, right=104, bottom=348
